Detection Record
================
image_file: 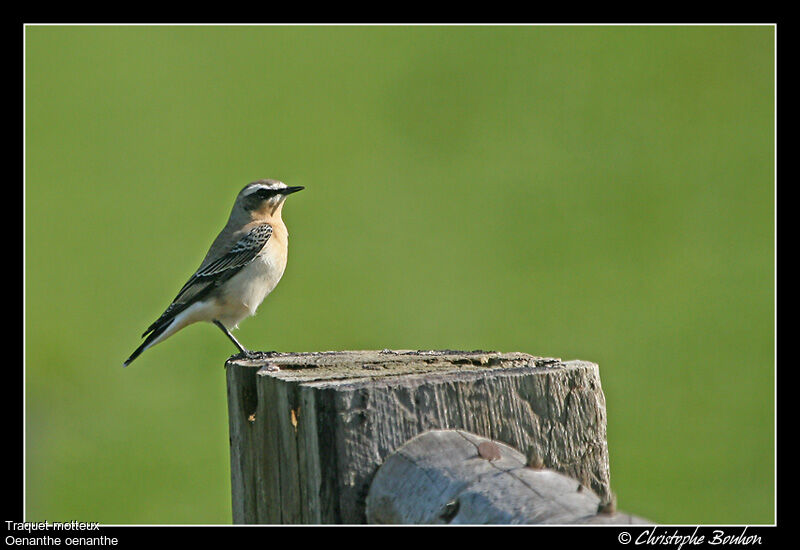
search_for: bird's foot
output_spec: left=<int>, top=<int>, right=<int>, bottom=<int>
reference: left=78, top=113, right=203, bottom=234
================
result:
left=231, top=350, right=279, bottom=361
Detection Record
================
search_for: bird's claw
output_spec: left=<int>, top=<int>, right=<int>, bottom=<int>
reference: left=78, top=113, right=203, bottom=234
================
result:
left=232, top=350, right=279, bottom=361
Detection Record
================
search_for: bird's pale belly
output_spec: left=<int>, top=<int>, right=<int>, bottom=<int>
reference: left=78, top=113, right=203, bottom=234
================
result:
left=215, top=250, right=287, bottom=328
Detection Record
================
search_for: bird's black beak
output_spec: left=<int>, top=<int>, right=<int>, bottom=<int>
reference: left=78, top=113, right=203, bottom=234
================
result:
left=280, top=186, right=305, bottom=195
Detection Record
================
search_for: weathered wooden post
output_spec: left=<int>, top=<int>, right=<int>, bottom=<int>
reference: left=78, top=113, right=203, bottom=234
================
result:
left=225, top=350, right=621, bottom=524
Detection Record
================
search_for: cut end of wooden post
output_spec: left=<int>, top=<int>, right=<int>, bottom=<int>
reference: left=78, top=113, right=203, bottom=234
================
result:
left=226, top=349, right=567, bottom=386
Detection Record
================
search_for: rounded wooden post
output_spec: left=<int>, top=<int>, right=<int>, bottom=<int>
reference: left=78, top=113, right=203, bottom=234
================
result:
left=366, top=429, right=648, bottom=524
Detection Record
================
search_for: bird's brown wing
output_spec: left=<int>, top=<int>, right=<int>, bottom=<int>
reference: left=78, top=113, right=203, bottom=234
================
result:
left=141, top=223, right=273, bottom=337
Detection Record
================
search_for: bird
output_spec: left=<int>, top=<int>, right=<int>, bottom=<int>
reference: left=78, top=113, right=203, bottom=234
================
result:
left=123, top=179, right=304, bottom=367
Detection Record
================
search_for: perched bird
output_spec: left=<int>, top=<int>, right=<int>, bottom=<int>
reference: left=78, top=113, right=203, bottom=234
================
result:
left=123, top=179, right=304, bottom=367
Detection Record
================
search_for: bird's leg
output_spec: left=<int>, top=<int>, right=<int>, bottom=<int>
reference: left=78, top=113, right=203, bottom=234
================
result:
left=213, top=320, right=278, bottom=361
left=213, top=320, right=251, bottom=356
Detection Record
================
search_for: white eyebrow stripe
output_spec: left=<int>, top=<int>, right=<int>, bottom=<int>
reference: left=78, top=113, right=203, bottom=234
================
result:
left=242, top=181, right=287, bottom=196
left=242, top=184, right=269, bottom=197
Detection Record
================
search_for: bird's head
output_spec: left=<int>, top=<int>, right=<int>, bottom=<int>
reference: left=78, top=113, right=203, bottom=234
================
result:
left=235, top=179, right=304, bottom=219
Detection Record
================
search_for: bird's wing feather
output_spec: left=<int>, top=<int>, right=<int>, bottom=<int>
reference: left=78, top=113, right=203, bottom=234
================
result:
left=141, top=223, right=273, bottom=337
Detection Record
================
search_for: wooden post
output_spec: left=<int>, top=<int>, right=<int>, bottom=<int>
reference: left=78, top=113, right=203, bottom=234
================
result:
left=366, top=429, right=648, bottom=524
left=225, top=350, right=614, bottom=524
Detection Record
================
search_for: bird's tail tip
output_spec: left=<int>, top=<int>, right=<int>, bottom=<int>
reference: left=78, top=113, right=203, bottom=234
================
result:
left=124, top=318, right=175, bottom=368
left=123, top=343, right=147, bottom=368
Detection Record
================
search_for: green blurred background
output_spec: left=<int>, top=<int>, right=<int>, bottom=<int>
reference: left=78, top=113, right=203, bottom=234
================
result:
left=25, top=25, right=774, bottom=524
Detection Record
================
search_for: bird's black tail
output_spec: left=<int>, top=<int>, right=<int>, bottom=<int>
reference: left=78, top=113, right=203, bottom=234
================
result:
left=123, top=320, right=173, bottom=367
